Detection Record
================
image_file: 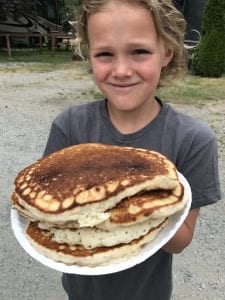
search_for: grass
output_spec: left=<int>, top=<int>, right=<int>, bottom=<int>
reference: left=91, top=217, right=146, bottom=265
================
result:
left=0, top=48, right=78, bottom=72
left=157, top=74, right=225, bottom=104
left=0, top=50, right=225, bottom=103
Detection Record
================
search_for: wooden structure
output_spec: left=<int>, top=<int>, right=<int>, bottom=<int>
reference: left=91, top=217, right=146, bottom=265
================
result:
left=0, top=32, right=76, bottom=58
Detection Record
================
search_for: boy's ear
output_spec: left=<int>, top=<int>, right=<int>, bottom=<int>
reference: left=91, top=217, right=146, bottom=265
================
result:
left=162, top=47, right=174, bottom=67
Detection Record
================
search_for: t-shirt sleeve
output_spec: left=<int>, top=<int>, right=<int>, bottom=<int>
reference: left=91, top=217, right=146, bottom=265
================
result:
left=43, top=122, right=69, bottom=156
left=43, top=109, right=72, bottom=157
left=180, top=135, right=221, bottom=209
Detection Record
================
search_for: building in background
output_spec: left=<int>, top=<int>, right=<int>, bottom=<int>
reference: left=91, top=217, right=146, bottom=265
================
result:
left=173, top=0, right=207, bottom=44
left=0, top=0, right=63, bottom=47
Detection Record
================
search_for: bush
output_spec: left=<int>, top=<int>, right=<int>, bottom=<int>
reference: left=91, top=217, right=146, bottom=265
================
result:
left=202, top=0, right=225, bottom=33
left=192, top=0, right=225, bottom=77
left=192, top=30, right=225, bottom=77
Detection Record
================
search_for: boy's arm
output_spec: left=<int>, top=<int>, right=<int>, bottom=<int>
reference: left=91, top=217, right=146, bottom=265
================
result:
left=162, top=208, right=200, bottom=254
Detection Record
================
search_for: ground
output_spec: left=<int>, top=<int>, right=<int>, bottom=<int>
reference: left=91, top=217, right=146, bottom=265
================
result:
left=0, top=63, right=224, bottom=299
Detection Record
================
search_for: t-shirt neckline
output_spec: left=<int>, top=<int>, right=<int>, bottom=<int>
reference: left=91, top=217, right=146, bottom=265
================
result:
left=99, top=97, right=169, bottom=142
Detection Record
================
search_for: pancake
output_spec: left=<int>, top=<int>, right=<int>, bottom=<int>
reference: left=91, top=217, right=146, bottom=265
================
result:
left=97, top=182, right=188, bottom=230
left=12, top=192, right=38, bottom=222
left=12, top=192, right=79, bottom=227
left=26, top=218, right=168, bottom=267
left=12, top=182, right=187, bottom=231
left=14, top=143, right=179, bottom=227
left=43, top=217, right=166, bottom=249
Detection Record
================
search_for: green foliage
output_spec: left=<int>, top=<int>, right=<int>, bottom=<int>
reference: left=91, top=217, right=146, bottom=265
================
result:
left=202, top=0, right=225, bottom=33
left=192, top=0, right=225, bottom=77
left=0, top=0, right=40, bottom=21
left=0, top=0, right=82, bottom=23
left=58, top=0, right=82, bottom=21
left=192, top=30, right=225, bottom=77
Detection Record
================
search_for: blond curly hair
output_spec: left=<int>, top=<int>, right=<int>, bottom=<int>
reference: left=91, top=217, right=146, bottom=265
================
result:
left=75, top=0, right=187, bottom=86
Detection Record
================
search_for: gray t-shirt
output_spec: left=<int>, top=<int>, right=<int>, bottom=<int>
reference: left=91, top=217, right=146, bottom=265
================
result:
left=44, top=98, right=221, bottom=300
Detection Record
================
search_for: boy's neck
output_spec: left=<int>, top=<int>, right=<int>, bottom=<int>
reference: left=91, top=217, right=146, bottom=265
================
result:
left=106, top=98, right=161, bottom=134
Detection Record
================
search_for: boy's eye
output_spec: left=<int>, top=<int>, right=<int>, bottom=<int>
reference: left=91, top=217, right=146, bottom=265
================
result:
left=132, top=49, right=150, bottom=55
left=95, top=52, right=113, bottom=57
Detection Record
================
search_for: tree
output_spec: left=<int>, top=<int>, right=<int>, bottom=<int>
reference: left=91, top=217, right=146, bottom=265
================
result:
left=0, top=0, right=40, bottom=21
left=58, top=0, right=82, bottom=21
left=192, top=0, right=225, bottom=77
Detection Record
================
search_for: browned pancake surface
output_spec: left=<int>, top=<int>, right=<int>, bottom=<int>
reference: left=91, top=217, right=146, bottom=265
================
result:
left=15, top=143, right=178, bottom=214
left=108, top=183, right=184, bottom=224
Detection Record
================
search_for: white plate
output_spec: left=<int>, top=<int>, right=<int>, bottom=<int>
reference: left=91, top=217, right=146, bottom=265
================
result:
left=11, top=172, right=192, bottom=275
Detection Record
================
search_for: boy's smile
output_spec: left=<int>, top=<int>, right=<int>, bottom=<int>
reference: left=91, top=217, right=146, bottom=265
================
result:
left=88, top=2, right=173, bottom=128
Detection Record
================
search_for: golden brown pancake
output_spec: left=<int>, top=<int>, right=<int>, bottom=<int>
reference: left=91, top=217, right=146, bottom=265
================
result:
left=97, top=182, right=188, bottom=230
left=26, top=219, right=168, bottom=266
left=42, top=217, right=166, bottom=249
left=14, top=143, right=179, bottom=227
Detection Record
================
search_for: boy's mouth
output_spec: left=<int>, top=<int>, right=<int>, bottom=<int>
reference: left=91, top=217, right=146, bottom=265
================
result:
left=108, top=82, right=139, bottom=90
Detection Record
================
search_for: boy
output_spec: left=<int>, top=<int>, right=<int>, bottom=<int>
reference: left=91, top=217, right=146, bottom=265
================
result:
left=44, top=1, right=221, bottom=299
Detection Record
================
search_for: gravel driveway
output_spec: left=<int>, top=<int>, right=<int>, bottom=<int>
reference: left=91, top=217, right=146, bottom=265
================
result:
left=0, top=63, right=224, bottom=300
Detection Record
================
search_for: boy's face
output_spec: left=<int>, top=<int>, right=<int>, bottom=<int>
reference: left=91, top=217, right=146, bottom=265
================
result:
left=88, top=2, right=173, bottom=113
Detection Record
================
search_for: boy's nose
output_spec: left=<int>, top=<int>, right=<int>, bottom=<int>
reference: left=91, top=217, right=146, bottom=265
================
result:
left=111, top=57, right=132, bottom=78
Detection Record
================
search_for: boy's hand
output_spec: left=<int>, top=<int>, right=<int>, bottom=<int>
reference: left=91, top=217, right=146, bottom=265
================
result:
left=162, top=208, right=200, bottom=254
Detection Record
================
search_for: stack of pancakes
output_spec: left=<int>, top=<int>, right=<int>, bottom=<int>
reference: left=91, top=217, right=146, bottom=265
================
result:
left=12, top=143, right=188, bottom=267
